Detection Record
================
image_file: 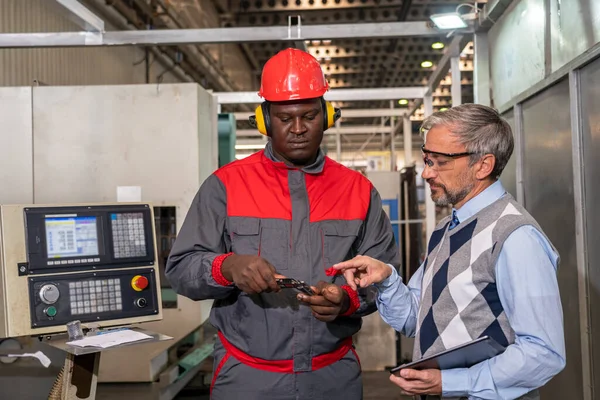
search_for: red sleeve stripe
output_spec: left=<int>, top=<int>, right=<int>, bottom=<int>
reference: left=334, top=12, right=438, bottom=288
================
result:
left=340, top=285, right=361, bottom=316
left=212, top=253, right=234, bottom=286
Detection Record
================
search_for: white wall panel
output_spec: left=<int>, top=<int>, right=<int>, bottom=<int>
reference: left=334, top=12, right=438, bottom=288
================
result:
left=0, top=87, right=33, bottom=203
left=488, top=0, right=546, bottom=107
left=550, top=0, right=600, bottom=72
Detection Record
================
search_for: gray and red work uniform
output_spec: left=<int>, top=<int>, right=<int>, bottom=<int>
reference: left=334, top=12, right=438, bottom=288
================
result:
left=166, top=142, right=399, bottom=400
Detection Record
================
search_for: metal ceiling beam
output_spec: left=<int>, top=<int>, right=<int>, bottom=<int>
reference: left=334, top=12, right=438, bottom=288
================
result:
left=230, top=0, right=474, bottom=13
left=55, top=0, right=105, bottom=32
left=216, top=87, right=427, bottom=104
left=0, top=21, right=454, bottom=48
left=237, top=126, right=393, bottom=137
left=233, top=108, right=407, bottom=120
left=479, top=0, right=516, bottom=30
left=424, top=34, right=471, bottom=96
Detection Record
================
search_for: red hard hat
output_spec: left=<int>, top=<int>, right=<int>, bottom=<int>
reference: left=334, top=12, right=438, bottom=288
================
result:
left=258, top=48, right=329, bottom=102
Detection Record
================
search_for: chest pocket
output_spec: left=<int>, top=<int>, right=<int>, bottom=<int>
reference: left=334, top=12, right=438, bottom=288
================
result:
left=321, top=222, right=362, bottom=267
left=229, top=218, right=289, bottom=272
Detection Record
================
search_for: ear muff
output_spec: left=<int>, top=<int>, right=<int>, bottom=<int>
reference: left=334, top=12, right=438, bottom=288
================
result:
left=321, top=98, right=341, bottom=131
left=248, top=102, right=270, bottom=136
left=249, top=100, right=340, bottom=134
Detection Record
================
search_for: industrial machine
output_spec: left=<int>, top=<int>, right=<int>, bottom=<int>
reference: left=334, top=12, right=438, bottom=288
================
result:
left=0, top=203, right=162, bottom=338
left=0, top=83, right=218, bottom=398
left=0, top=202, right=165, bottom=400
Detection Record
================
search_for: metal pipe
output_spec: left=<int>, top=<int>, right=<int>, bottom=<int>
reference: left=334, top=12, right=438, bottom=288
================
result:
left=55, top=0, right=105, bottom=32
left=390, top=100, right=396, bottom=171
left=217, top=87, right=427, bottom=104
left=403, top=117, right=412, bottom=167
left=0, top=21, right=452, bottom=48
left=451, top=56, right=462, bottom=106
left=86, top=0, right=192, bottom=83
left=234, top=108, right=407, bottom=120
left=423, top=94, right=436, bottom=241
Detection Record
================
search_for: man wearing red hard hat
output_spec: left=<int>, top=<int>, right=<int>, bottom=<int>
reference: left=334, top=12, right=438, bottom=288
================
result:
left=166, top=48, right=399, bottom=399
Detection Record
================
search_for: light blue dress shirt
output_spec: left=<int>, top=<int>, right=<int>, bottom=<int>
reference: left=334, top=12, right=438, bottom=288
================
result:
left=376, top=180, right=566, bottom=399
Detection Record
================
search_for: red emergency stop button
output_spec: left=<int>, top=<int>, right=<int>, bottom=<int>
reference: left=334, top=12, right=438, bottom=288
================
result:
left=131, top=275, right=149, bottom=292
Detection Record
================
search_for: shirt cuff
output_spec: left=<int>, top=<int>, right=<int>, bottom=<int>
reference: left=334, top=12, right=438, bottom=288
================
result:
left=441, top=368, right=470, bottom=398
left=340, top=285, right=360, bottom=316
left=375, top=264, right=399, bottom=290
left=211, top=252, right=234, bottom=286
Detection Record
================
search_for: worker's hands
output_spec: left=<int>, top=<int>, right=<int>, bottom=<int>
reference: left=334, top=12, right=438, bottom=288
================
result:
left=297, top=282, right=350, bottom=322
left=221, top=254, right=284, bottom=295
left=390, top=368, right=442, bottom=396
left=333, top=255, right=393, bottom=290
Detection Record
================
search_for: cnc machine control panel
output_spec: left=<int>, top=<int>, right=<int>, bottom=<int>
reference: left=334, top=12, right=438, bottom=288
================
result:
left=0, top=203, right=163, bottom=338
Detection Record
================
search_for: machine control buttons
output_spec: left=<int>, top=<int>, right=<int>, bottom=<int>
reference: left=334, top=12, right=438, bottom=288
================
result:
left=131, top=275, right=149, bottom=292
left=135, top=298, right=147, bottom=308
left=39, top=284, right=60, bottom=305
left=69, top=279, right=122, bottom=315
left=111, top=213, right=147, bottom=259
left=44, top=306, right=57, bottom=317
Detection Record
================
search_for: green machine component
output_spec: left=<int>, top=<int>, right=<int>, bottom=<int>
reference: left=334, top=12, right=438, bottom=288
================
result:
left=218, top=113, right=236, bottom=167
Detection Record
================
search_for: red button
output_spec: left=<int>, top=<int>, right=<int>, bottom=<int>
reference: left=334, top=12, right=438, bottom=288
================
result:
left=131, top=275, right=149, bottom=292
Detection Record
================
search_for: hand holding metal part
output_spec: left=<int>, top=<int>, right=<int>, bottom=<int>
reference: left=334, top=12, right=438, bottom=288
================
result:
left=296, top=282, right=350, bottom=322
left=221, top=254, right=284, bottom=295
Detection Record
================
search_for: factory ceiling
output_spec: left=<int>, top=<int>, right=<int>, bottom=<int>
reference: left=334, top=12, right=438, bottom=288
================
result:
left=89, top=0, right=478, bottom=155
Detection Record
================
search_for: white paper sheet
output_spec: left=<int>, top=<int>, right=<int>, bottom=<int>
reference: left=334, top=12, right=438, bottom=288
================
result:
left=66, top=329, right=152, bottom=349
left=117, top=186, right=142, bottom=202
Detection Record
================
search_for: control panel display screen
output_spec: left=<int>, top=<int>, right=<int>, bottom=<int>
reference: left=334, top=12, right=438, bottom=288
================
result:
left=45, top=216, right=99, bottom=259
left=25, top=204, right=154, bottom=273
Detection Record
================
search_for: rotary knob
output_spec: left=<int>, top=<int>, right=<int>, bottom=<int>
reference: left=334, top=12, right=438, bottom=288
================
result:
left=39, top=284, right=60, bottom=305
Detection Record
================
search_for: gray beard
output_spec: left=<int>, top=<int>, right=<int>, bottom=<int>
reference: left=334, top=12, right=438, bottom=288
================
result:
left=431, top=182, right=474, bottom=207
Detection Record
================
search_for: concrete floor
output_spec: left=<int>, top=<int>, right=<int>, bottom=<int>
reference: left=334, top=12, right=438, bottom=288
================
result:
left=170, top=371, right=411, bottom=400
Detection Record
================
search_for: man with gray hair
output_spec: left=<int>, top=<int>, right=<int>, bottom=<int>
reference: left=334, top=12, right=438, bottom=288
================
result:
left=334, top=104, right=565, bottom=399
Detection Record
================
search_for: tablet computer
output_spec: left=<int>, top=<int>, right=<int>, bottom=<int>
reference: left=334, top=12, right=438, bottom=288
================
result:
left=390, top=336, right=506, bottom=376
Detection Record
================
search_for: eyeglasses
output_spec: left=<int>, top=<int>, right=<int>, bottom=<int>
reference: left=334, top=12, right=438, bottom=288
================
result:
left=421, top=144, right=475, bottom=171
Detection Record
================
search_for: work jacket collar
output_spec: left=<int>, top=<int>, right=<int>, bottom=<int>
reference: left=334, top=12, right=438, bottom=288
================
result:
left=263, top=140, right=325, bottom=174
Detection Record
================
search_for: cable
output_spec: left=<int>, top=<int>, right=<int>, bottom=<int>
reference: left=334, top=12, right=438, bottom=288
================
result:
left=455, top=2, right=478, bottom=15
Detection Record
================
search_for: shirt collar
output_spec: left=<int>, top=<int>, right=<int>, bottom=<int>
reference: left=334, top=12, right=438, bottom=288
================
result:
left=453, top=180, right=506, bottom=224
left=263, top=140, right=326, bottom=174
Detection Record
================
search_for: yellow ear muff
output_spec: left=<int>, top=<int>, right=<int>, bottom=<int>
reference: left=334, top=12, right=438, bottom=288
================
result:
left=254, top=103, right=268, bottom=135
left=324, top=101, right=341, bottom=130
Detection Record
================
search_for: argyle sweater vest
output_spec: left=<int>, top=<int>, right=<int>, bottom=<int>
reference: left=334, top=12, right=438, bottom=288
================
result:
left=413, top=193, right=553, bottom=360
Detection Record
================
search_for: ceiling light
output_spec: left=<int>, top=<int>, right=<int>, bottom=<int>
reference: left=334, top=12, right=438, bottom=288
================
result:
left=431, top=42, right=445, bottom=50
left=421, top=60, right=434, bottom=68
left=429, top=12, right=468, bottom=29
left=398, top=99, right=409, bottom=105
